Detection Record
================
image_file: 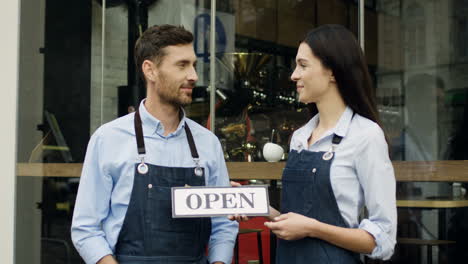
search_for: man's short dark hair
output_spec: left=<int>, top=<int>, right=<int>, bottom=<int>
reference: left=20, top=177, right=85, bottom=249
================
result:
left=134, top=24, right=194, bottom=82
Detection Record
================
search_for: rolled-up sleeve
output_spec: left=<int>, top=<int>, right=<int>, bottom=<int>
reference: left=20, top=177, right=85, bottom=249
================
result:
left=207, top=140, right=239, bottom=264
left=354, top=126, right=397, bottom=260
left=71, top=130, right=114, bottom=264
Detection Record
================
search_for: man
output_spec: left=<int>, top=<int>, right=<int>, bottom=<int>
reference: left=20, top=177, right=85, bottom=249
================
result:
left=71, top=24, right=238, bottom=264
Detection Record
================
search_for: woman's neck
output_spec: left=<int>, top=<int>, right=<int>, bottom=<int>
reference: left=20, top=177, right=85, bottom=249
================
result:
left=315, top=92, right=347, bottom=131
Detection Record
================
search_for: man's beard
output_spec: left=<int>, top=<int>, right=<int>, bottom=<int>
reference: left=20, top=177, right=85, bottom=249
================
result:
left=156, top=73, right=192, bottom=107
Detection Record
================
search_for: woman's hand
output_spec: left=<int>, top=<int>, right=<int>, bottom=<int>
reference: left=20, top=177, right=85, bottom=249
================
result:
left=227, top=214, right=250, bottom=222
left=97, top=255, right=118, bottom=264
left=264, top=212, right=319, bottom=240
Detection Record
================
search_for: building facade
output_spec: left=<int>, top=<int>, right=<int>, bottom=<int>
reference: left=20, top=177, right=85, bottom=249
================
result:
left=3, top=0, right=468, bottom=263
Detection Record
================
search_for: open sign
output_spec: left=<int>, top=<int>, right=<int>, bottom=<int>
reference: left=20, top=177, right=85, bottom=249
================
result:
left=171, top=186, right=270, bottom=218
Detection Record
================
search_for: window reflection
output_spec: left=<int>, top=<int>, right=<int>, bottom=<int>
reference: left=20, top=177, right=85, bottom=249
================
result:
left=373, top=1, right=468, bottom=263
left=214, top=0, right=356, bottom=162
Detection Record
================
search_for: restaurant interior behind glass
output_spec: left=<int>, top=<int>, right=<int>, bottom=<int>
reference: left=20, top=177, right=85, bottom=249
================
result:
left=15, top=0, right=468, bottom=263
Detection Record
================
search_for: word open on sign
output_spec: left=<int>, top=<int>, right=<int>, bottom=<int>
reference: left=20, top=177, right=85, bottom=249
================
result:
left=172, top=186, right=270, bottom=218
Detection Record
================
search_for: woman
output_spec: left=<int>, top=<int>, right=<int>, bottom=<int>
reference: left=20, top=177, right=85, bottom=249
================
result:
left=230, top=24, right=396, bottom=263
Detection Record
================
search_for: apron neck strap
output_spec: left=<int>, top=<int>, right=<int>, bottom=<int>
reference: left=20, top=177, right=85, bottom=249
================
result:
left=134, top=109, right=199, bottom=159
left=330, top=111, right=356, bottom=146
left=184, top=123, right=199, bottom=159
left=331, top=134, right=343, bottom=145
left=134, top=110, right=146, bottom=155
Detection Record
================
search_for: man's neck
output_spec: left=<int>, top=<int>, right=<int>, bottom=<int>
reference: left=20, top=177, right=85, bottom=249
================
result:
left=144, top=96, right=181, bottom=137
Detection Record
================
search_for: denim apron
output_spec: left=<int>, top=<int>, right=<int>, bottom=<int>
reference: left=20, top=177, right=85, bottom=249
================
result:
left=277, top=134, right=361, bottom=264
left=115, top=110, right=211, bottom=264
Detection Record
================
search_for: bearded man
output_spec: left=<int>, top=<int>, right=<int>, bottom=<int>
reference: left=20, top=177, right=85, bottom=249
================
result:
left=71, top=24, right=238, bottom=264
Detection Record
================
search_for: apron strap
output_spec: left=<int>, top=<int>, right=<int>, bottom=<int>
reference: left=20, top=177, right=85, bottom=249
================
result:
left=332, top=134, right=343, bottom=145
left=184, top=122, right=199, bottom=159
left=134, top=109, right=199, bottom=159
left=134, top=110, right=146, bottom=155
left=330, top=111, right=356, bottom=146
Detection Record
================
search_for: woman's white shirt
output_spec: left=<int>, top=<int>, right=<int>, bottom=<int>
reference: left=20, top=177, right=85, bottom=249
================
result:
left=289, top=106, right=397, bottom=260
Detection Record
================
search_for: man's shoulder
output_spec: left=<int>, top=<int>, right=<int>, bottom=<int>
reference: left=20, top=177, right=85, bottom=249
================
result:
left=184, top=118, right=218, bottom=141
left=94, top=112, right=135, bottom=137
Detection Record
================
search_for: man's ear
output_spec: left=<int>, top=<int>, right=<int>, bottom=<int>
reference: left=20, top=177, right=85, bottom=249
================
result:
left=142, top=60, right=157, bottom=82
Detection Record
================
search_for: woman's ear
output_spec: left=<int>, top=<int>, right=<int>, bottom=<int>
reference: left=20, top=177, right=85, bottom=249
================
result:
left=330, top=70, right=336, bottom=83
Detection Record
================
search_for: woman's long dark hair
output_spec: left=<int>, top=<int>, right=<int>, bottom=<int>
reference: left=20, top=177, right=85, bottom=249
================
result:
left=303, top=24, right=382, bottom=128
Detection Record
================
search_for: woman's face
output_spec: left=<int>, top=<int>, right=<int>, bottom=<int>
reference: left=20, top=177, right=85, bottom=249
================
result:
left=291, top=43, right=334, bottom=104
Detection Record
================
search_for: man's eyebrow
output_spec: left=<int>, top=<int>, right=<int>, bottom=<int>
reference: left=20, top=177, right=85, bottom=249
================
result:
left=176, top=59, right=191, bottom=64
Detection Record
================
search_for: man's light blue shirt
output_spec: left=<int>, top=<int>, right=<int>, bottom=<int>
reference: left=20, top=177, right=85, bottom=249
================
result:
left=290, top=106, right=397, bottom=260
left=71, top=100, right=239, bottom=264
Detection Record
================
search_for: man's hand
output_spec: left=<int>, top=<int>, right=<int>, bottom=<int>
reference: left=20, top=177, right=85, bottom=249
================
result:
left=97, top=255, right=118, bottom=264
left=264, top=212, right=319, bottom=240
left=227, top=181, right=250, bottom=222
left=228, top=181, right=280, bottom=222
left=229, top=181, right=241, bottom=187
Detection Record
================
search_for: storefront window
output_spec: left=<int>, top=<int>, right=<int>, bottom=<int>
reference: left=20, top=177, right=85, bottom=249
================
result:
left=15, top=0, right=211, bottom=263
left=214, top=0, right=357, bottom=163
left=369, top=0, right=468, bottom=262
left=16, top=0, right=88, bottom=262
left=14, top=0, right=468, bottom=263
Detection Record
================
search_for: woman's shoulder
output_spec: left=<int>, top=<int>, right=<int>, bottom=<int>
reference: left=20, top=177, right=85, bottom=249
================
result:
left=291, top=119, right=314, bottom=141
left=293, top=123, right=309, bottom=136
left=349, top=114, right=386, bottom=143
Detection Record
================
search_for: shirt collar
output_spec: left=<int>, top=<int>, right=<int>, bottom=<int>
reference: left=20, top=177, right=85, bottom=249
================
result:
left=138, top=99, right=187, bottom=138
left=333, top=106, right=354, bottom=138
left=297, top=106, right=354, bottom=148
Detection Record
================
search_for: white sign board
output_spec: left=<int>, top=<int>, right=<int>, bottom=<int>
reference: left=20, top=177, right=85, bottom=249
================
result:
left=172, top=186, right=270, bottom=218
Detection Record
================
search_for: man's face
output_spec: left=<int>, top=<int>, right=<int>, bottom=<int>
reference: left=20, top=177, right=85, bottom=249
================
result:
left=151, top=44, right=198, bottom=107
